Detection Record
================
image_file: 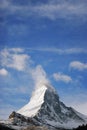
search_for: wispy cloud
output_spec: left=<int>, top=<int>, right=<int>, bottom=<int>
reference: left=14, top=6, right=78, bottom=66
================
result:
left=1, top=0, right=87, bottom=21
left=0, top=68, right=8, bottom=76
left=31, top=65, right=50, bottom=89
left=27, top=47, right=87, bottom=54
left=70, top=61, right=87, bottom=71
left=32, top=1, right=87, bottom=20
left=0, top=48, right=30, bottom=71
left=53, top=72, right=72, bottom=83
left=8, top=48, right=24, bottom=53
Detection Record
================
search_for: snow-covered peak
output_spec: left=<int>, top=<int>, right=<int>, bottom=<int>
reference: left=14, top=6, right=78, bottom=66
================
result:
left=17, top=84, right=48, bottom=117
left=17, top=83, right=56, bottom=117
left=17, top=83, right=87, bottom=129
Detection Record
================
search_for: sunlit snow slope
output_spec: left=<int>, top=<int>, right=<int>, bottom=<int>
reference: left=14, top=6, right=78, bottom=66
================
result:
left=18, top=85, right=48, bottom=117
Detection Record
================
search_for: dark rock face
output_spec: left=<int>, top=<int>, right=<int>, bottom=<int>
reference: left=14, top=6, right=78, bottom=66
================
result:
left=73, top=124, right=87, bottom=130
left=9, top=111, right=40, bottom=126
left=36, top=89, right=61, bottom=122
left=35, top=89, right=85, bottom=124
left=0, top=124, right=15, bottom=130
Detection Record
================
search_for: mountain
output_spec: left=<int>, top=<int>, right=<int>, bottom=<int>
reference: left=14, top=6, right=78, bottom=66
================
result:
left=16, top=84, right=87, bottom=129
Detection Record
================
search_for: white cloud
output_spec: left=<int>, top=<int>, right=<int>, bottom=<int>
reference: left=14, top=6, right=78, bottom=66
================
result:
left=0, top=68, right=8, bottom=76
left=31, top=65, right=50, bottom=89
left=32, top=1, right=87, bottom=20
left=9, top=48, right=24, bottom=53
left=1, top=48, right=30, bottom=71
left=53, top=73, right=72, bottom=83
left=1, top=0, right=87, bottom=21
left=70, top=61, right=87, bottom=71
left=63, top=48, right=87, bottom=54
left=8, top=54, right=29, bottom=71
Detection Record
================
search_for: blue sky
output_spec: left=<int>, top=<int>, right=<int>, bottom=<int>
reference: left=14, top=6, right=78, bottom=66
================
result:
left=0, top=0, right=87, bottom=119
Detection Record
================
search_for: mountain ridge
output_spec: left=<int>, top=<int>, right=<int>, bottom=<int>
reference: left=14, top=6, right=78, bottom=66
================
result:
left=17, top=84, right=87, bottom=129
left=1, top=84, right=87, bottom=130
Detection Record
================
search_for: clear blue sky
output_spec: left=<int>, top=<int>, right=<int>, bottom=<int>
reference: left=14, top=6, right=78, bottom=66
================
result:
left=0, top=0, right=87, bottom=119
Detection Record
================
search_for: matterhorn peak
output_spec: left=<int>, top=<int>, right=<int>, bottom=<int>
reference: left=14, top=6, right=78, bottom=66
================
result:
left=17, top=83, right=52, bottom=117
left=17, top=83, right=87, bottom=129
